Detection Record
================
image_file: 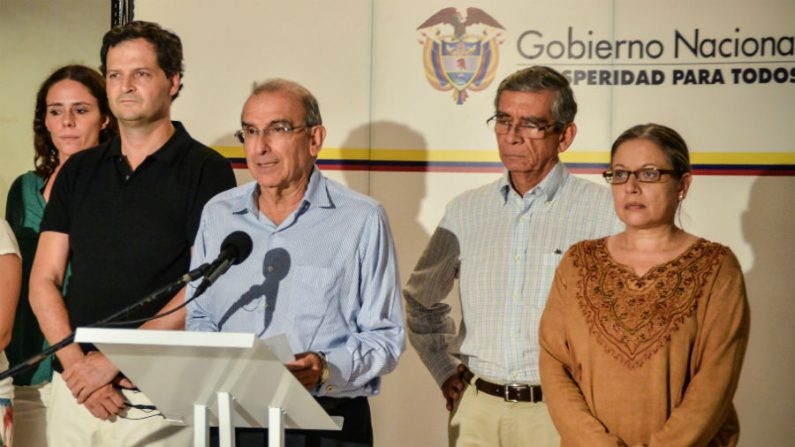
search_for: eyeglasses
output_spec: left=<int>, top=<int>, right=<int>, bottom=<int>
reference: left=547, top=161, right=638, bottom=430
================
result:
left=602, top=168, right=679, bottom=184
left=486, top=115, right=559, bottom=140
left=235, top=122, right=310, bottom=144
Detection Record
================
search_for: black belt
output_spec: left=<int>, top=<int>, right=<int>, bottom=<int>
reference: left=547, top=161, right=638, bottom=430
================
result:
left=461, top=366, right=543, bottom=403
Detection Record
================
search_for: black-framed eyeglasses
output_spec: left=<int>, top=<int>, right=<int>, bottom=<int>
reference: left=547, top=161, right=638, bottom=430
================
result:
left=486, top=115, right=559, bottom=140
left=235, top=122, right=311, bottom=144
left=602, top=167, right=680, bottom=184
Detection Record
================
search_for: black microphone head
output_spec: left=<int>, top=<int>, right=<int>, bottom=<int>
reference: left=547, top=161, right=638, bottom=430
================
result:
left=220, top=231, right=253, bottom=265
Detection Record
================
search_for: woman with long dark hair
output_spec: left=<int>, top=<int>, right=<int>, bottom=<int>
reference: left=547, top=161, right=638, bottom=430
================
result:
left=4, top=64, right=116, bottom=446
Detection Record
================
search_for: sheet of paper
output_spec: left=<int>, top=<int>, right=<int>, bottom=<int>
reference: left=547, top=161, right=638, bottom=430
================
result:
left=261, top=333, right=294, bottom=363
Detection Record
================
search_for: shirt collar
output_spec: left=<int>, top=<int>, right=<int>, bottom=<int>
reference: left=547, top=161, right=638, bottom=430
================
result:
left=499, top=161, right=569, bottom=203
left=102, top=121, right=190, bottom=165
left=237, top=165, right=333, bottom=217
left=302, top=166, right=334, bottom=210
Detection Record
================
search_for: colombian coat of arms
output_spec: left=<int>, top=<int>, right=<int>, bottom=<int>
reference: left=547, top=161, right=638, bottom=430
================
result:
left=417, top=7, right=505, bottom=104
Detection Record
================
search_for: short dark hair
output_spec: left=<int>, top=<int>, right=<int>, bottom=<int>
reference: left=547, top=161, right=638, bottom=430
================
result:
left=250, top=79, right=322, bottom=126
left=33, top=65, right=118, bottom=179
left=610, top=123, right=692, bottom=176
left=494, top=66, right=577, bottom=128
left=100, top=21, right=184, bottom=100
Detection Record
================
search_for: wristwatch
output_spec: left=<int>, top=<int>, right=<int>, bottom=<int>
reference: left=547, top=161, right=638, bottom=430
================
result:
left=315, top=351, right=330, bottom=385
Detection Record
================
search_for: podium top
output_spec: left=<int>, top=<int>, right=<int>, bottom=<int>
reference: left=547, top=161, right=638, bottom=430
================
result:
left=75, top=328, right=338, bottom=430
left=76, top=327, right=257, bottom=348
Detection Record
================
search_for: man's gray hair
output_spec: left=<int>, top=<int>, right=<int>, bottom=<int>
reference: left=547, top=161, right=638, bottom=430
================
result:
left=494, top=66, right=577, bottom=126
left=251, top=79, right=322, bottom=126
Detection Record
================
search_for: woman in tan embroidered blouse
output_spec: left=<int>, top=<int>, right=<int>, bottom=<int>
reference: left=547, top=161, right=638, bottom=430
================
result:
left=539, top=123, right=750, bottom=447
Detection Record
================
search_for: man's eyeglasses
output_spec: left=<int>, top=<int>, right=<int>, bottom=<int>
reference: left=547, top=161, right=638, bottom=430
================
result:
left=235, top=122, right=310, bottom=144
left=602, top=168, right=680, bottom=184
left=486, top=115, right=559, bottom=140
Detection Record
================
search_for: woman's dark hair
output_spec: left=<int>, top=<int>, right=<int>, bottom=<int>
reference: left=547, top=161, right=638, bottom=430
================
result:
left=610, top=123, right=692, bottom=177
left=33, top=65, right=117, bottom=179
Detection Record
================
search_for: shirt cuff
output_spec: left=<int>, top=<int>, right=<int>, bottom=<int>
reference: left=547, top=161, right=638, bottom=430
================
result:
left=429, top=353, right=460, bottom=387
left=314, top=346, right=351, bottom=396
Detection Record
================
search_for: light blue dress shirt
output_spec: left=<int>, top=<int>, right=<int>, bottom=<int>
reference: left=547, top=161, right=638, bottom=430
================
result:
left=405, top=162, right=623, bottom=386
left=187, top=167, right=405, bottom=397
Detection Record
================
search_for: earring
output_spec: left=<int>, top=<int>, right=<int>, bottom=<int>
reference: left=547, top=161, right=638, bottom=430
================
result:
left=678, top=194, right=684, bottom=201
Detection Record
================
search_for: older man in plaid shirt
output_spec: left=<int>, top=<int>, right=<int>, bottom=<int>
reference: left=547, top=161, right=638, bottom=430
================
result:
left=404, top=66, right=622, bottom=447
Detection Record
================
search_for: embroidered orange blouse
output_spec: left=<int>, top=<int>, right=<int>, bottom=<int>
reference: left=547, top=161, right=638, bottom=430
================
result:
left=540, top=238, right=750, bottom=447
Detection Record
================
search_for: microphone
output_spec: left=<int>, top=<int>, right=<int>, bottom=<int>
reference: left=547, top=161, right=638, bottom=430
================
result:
left=0, top=231, right=253, bottom=381
left=194, top=231, right=253, bottom=296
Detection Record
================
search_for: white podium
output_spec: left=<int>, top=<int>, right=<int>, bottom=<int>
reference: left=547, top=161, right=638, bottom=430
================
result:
left=74, top=328, right=341, bottom=447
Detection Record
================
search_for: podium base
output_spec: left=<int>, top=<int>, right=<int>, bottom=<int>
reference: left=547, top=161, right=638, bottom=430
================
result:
left=207, top=396, right=369, bottom=447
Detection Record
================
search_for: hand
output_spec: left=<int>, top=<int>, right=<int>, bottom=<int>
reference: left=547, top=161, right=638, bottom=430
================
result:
left=441, top=364, right=467, bottom=412
left=286, top=352, right=323, bottom=389
left=82, top=384, right=125, bottom=420
left=62, top=351, right=120, bottom=403
left=113, top=374, right=135, bottom=390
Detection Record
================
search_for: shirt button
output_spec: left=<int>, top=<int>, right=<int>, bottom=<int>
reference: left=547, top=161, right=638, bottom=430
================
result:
left=514, top=254, right=521, bottom=261
left=124, top=175, right=130, bottom=181
left=326, top=385, right=333, bottom=392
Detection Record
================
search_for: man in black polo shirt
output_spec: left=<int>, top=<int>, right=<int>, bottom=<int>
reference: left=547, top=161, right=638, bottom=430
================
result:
left=30, top=21, right=235, bottom=446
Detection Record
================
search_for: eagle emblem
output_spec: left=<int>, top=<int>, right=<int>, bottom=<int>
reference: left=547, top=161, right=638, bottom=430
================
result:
left=417, top=7, right=505, bottom=104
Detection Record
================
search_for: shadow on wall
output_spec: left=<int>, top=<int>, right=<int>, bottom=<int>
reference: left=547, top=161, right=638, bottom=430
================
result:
left=339, top=120, right=431, bottom=263
left=736, top=176, right=795, bottom=446
left=340, top=121, right=452, bottom=446
left=212, top=129, right=238, bottom=148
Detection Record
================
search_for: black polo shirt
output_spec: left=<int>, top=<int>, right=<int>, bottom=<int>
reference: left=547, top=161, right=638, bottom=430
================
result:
left=41, top=121, right=236, bottom=329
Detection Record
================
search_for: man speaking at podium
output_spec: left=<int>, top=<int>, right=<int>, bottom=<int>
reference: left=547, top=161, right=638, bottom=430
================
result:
left=186, top=79, right=405, bottom=446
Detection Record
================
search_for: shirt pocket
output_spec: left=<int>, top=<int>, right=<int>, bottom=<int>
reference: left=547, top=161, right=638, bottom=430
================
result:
left=286, top=265, right=338, bottom=329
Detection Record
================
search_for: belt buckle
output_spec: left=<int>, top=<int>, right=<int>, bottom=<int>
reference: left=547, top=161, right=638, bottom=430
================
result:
left=504, top=383, right=530, bottom=402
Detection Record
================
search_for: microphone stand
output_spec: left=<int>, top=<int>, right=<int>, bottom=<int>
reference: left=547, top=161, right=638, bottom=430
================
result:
left=0, top=263, right=210, bottom=381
